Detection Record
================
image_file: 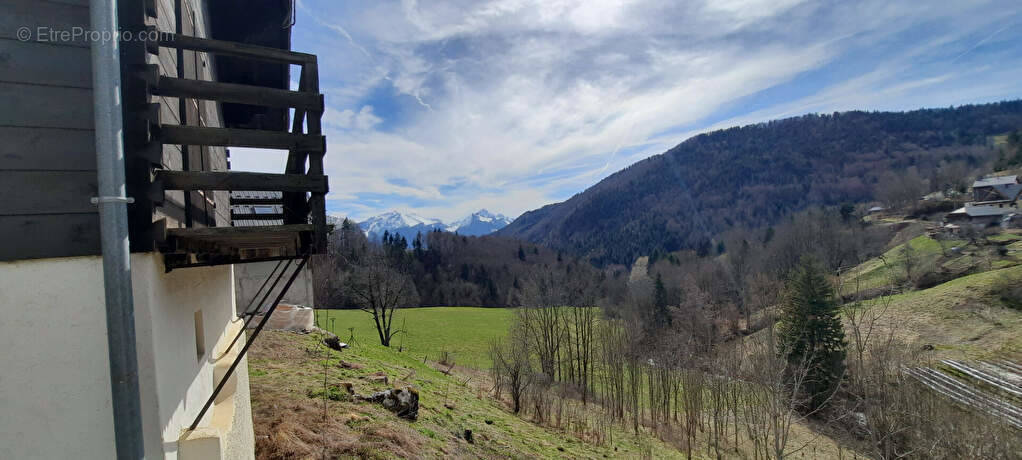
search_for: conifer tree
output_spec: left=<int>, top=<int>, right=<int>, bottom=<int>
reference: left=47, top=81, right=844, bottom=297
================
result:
left=777, top=256, right=846, bottom=412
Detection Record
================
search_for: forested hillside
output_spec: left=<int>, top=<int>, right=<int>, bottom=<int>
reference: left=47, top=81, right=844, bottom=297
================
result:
left=317, top=220, right=621, bottom=308
left=499, top=101, right=1022, bottom=265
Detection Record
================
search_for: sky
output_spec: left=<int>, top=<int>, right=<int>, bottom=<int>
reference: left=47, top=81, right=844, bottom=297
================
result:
left=230, top=0, right=1022, bottom=223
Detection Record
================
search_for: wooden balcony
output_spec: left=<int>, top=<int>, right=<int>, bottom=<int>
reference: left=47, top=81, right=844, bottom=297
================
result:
left=123, top=29, right=328, bottom=270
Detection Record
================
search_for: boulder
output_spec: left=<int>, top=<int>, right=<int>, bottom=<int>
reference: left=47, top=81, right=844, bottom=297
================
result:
left=361, top=387, right=419, bottom=420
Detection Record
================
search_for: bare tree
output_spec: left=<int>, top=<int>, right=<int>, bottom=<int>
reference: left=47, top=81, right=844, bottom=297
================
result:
left=875, top=167, right=929, bottom=211
left=346, top=251, right=419, bottom=347
left=515, top=272, right=568, bottom=379
left=490, top=325, right=533, bottom=414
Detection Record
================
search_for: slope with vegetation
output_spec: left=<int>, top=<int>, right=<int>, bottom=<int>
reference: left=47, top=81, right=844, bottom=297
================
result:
left=499, top=101, right=1022, bottom=265
left=248, top=330, right=688, bottom=459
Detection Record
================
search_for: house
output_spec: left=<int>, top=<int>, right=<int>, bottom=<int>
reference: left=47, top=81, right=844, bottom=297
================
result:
left=972, top=175, right=1022, bottom=202
left=946, top=202, right=1018, bottom=227
left=0, top=1, right=327, bottom=459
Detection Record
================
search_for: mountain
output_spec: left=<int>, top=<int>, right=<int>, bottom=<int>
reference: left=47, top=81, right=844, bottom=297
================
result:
left=498, top=101, right=1022, bottom=266
left=358, top=209, right=512, bottom=244
left=359, top=211, right=444, bottom=243
left=446, top=209, right=513, bottom=236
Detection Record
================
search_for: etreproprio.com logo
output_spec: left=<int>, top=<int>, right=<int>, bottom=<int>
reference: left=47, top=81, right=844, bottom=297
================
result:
left=17, top=26, right=171, bottom=44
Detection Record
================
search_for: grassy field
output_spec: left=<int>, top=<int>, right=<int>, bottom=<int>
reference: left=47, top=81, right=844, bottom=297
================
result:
left=850, top=264, right=1022, bottom=360
left=316, top=307, right=514, bottom=369
left=840, top=232, right=1022, bottom=296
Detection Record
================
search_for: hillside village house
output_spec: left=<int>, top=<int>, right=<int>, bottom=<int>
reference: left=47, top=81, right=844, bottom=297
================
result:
left=972, top=175, right=1022, bottom=202
left=945, top=175, right=1021, bottom=230
left=0, top=1, right=327, bottom=458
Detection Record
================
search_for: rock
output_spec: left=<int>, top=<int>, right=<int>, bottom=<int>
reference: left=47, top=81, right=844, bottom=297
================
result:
left=361, top=387, right=419, bottom=420
left=463, top=429, right=474, bottom=444
left=444, top=403, right=456, bottom=410
left=921, top=344, right=935, bottom=351
left=339, top=360, right=364, bottom=370
left=484, top=419, right=493, bottom=425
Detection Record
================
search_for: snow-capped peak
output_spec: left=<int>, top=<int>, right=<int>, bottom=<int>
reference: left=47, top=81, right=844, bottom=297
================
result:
left=449, top=209, right=512, bottom=236
left=359, top=209, right=513, bottom=243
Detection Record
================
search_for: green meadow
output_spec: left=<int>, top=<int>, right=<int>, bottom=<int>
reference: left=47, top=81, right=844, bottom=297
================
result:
left=316, top=307, right=514, bottom=369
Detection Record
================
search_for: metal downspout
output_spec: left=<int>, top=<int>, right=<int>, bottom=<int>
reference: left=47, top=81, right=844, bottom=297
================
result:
left=89, top=0, right=145, bottom=457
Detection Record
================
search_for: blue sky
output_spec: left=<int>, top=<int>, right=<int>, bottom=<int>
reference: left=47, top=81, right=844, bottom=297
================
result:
left=229, top=0, right=1022, bottom=222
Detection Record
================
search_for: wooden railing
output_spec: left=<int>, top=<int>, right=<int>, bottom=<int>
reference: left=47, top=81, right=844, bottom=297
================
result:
left=127, top=29, right=328, bottom=266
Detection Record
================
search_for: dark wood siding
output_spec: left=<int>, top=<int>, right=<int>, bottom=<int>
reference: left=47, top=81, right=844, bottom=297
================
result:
left=1, top=0, right=239, bottom=262
left=0, top=0, right=99, bottom=261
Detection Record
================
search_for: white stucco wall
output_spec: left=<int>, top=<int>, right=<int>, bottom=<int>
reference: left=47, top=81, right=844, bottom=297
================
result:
left=0, top=256, right=117, bottom=459
left=0, top=254, right=254, bottom=459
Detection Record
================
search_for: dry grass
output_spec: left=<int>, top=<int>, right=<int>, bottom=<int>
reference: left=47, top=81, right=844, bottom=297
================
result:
left=248, top=330, right=688, bottom=459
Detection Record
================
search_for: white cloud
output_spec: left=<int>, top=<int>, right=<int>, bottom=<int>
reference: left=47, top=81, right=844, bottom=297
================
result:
left=323, top=105, right=383, bottom=131
left=246, top=0, right=1022, bottom=221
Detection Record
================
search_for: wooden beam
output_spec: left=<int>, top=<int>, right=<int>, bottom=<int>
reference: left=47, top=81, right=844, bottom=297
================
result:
left=231, top=212, right=285, bottom=221
left=155, top=77, right=323, bottom=111
left=157, top=32, right=315, bottom=65
left=229, top=197, right=283, bottom=205
left=158, top=125, right=324, bottom=151
left=155, top=171, right=327, bottom=193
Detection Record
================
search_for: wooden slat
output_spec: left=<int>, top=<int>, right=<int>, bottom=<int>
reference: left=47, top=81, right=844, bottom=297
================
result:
left=0, top=171, right=97, bottom=215
left=0, top=39, right=92, bottom=88
left=154, top=76, right=323, bottom=111
left=167, top=223, right=313, bottom=239
left=155, top=171, right=328, bottom=193
left=229, top=197, right=283, bottom=205
left=158, top=125, right=324, bottom=151
left=157, top=32, right=316, bottom=65
left=304, top=60, right=328, bottom=254
left=0, top=0, right=90, bottom=48
left=0, top=83, right=93, bottom=130
left=231, top=212, right=285, bottom=221
left=0, top=214, right=100, bottom=261
left=0, top=127, right=95, bottom=170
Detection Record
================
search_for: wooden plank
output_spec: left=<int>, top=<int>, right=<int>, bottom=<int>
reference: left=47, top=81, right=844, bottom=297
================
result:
left=229, top=197, right=283, bottom=205
left=157, top=32, right=315, bottom=65
left=167, top=223, right=313, bottom=238
left=231, top=212, right=285, bottom=221
left=304, top=61, right=328, bottom=254
left=0, top=213, right=100, bottom=261
left=0, top=0, right=90, bottom=48
left=158, top=125, right=324, bottom=151
left=155, top=171, right=328, bottom=193
left=155, top=76, right=323, bottom=111
left=44, top=0, right=90, bottom=6
left=0, top=171, right=97, bottom=215
left=0, top=83, right=93, bottom=130
left=0, top=127, right=95, bottom=170
left=283, top=68, right=309, bottom=225
left=0, top=39, right=92, bottom=88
